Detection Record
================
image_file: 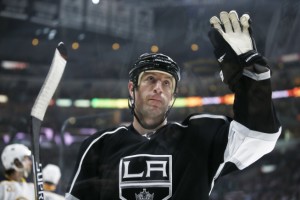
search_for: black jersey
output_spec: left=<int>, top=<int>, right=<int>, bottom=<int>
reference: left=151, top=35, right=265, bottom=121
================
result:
left=66, top=69, right=281, bottom=200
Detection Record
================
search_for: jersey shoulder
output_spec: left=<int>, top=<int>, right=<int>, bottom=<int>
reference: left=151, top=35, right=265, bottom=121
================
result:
left=88, top=125, right=128, bottom=139
left=0, top=180, right=17, bottom=186
left=81, top=125, right=129, bottom=147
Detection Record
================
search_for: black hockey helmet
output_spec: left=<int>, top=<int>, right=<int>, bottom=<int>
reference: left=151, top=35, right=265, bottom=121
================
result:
left=129, top=53, right=181, bottom=92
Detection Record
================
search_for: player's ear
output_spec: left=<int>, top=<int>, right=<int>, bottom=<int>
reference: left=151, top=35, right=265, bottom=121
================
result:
left=128, top=81, right=134, bottom=98
left=169, top=93, right=176, bottom=107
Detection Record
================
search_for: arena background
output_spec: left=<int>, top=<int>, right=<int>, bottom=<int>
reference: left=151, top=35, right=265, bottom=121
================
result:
left=0, top=0, right=299, bottom=199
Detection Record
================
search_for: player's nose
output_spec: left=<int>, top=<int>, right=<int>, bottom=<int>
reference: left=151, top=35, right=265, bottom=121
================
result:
left=153, top=80, right=163, bottom=93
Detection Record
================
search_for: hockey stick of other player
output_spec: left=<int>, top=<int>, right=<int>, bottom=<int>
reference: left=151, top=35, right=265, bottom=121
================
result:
left=30, top=42, right=67, bottom=200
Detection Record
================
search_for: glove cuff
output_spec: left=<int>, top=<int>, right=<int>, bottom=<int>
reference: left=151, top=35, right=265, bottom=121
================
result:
left=239, top=50, right=268, bottom=67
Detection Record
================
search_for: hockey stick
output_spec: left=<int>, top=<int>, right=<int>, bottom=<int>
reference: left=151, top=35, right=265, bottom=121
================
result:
left=30, top=42, right=67, bottom=200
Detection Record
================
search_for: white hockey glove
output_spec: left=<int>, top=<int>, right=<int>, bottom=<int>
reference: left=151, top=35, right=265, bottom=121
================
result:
left=208, top=10, right=268, bottom=90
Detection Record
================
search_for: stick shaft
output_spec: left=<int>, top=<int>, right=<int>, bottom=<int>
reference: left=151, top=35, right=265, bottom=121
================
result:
left=31, top=117, right=44, bottom=199
left=30, top=42, right=67, bottom=200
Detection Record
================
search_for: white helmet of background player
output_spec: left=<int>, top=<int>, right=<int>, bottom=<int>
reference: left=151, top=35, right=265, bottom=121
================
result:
left=43, top=164, right=62, bottom=185
left=1, top=143, right=32, bottom=177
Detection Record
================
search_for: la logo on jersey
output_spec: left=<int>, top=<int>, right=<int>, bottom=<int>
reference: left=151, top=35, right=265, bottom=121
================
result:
left=119, top=154, right=172, bottom=200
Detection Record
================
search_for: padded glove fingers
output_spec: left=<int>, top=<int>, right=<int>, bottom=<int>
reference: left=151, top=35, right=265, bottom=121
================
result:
left=208, top=10, right=269, bottom=91
left=211, top=11, right=253, bottom=55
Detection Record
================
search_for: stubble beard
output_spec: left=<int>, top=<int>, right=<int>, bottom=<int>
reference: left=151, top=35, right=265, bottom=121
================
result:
left=135, top=103, right=167, bottom=130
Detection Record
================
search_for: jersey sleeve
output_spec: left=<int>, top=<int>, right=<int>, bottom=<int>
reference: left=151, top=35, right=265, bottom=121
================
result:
left=229, top=65, right=281, bottom=168
left=210, top=64, right=282, bottom=193
left=234, top=65, right=281, bottom=133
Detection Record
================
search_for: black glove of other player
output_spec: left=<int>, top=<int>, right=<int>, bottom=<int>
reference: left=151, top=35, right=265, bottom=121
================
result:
left=208, top=11, right=268, bottom=91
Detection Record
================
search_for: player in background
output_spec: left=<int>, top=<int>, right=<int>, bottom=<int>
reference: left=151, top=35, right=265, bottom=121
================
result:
left=0, top=143, right=34, bottom=200
left=66, top=10, right=282, bottom=200
left=43, top=164, right=64, bottom=200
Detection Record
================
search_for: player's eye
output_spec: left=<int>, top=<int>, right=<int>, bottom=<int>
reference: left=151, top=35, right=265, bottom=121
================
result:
left=163, top=80, right=170, bottom=86
left=146, top=76, right=155, bottom=83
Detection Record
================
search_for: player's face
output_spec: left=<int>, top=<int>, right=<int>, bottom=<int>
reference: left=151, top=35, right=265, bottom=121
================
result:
left=22, top=156, right=32, bottom=176
left=130, top=71, right=174, bottom=127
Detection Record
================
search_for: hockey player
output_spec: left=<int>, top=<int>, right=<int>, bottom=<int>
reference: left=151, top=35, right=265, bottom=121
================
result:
left=43, top=164, right=65, bottom=200
left=0, top=143, right=34, bottom=200
left=66, top=10, right=281, bottom=200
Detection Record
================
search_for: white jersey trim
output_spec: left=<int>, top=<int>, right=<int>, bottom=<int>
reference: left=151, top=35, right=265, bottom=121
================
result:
left=209, top=120, right=281, bottom=194
left=66, top=126, right=128, bottom=198
left=171, top=114, right=228, bottom=128
left=171, top=122, right=188, bottom=128
left=225, top=121, right=281, bottom=169
left=189, top=114, right=229, bottom=122
left=243, top=68, right=271, bottom=81
left=65, top=193, right=80, bottom=200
